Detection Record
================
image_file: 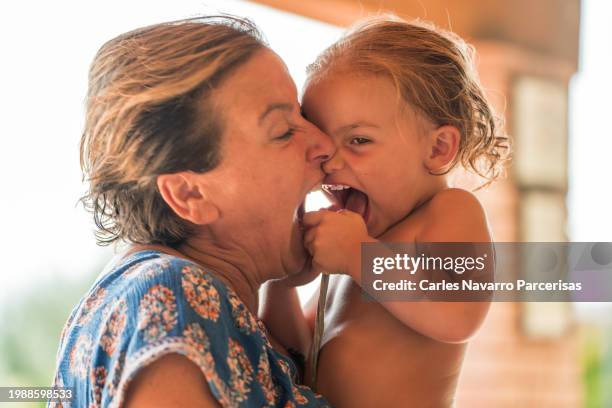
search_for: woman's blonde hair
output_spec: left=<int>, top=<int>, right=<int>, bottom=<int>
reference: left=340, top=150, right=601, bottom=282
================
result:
left=307, top=16, right=510, bottom=185
left=80, top=16, right=267, bottom=246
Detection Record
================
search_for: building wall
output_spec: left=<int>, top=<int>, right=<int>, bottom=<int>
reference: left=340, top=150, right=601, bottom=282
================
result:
left=459, top=41, right=581, bottom=407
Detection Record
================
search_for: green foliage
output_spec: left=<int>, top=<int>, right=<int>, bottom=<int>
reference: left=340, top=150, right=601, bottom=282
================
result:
left=0, top=272, right=96, bottom=407
left=582, top=325, right=612, bottom=408
left=602, top=330, right=612, bottom=408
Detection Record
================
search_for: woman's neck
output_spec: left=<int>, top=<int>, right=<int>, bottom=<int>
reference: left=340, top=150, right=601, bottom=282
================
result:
left=178, top=238, right=262, bottom=314
left=124, top=239, right=264, bottom=316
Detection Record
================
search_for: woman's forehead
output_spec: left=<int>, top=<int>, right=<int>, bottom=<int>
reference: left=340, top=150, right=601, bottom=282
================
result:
left=214, top=49, right=298, bottom=120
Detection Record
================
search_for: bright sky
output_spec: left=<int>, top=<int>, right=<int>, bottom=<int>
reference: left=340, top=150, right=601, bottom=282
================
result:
left=0, top=0, right=609, bottom=310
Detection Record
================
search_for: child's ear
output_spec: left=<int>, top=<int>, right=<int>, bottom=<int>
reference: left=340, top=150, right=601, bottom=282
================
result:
left=423, top=125, right=461, bottom=174
left=157, top=172, right=220, bottom=225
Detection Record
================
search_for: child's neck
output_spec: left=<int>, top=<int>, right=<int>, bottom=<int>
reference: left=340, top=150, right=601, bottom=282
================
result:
left=412, top=177, right=450, bottom=213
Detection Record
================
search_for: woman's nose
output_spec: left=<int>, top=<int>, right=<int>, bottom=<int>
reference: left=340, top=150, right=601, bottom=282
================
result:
left=305, top=121, right=335, bottom=164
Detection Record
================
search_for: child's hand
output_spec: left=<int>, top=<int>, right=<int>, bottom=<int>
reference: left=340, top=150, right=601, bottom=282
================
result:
left=302, top=209, right=373, bottom=277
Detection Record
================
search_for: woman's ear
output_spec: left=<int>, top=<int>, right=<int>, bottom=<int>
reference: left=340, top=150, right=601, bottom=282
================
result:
left=424, top=125, right=461, bottom=174
left=156, top=172, right=220, bottom=225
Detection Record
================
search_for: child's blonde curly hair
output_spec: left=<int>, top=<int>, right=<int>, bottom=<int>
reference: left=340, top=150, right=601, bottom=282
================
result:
left=307, top=15, right=510, bottom=186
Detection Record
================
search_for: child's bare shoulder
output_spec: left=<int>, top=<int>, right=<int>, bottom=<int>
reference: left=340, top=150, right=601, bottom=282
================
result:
left=419, top=188, right=490, bottom=242
left=384, top=189, right=489, bottom=242
left=426, top=188, right=485, bottom=217
left=381, top=189, right=488, bottom=242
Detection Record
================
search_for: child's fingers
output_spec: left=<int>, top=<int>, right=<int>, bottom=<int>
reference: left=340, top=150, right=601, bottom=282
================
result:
left=337, top=208, right=363, bottom=221
left=304, top=228, right=315, bottom=249
left=304, top=227, right=317, bottom=250
left=302, top=209, right=333, bottom=227
left=326, top=203, right=344, bottom=212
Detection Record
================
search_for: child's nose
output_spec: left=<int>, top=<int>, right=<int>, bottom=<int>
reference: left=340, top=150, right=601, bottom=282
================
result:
left=322, top=150, right=345, bottom=174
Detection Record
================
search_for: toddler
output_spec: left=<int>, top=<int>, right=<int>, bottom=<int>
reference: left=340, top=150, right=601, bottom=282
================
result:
left=299, top=16, right=509, bottom=407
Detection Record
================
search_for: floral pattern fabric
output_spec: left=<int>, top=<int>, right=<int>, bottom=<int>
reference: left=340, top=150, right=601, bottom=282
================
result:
left=50, top=250, right=330, bottom=408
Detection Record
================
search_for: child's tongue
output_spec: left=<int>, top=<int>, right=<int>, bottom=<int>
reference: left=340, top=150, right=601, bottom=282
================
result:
left=344, top=189, right=368, bottom=219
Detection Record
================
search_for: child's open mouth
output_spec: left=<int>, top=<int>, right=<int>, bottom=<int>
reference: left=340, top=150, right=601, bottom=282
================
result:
left=322, top=184, right=370, bottom=222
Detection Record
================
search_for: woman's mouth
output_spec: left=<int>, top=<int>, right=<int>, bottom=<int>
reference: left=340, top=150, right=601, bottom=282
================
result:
left=321, top=184, right=370, bottom=223
left=297, top=201, right=305, bottom=227
left=297, top=184, right=324, bottom=229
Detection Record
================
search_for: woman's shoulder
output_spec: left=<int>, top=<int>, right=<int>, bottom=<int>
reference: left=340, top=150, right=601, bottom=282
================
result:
left=52, top=249, right=329, bottom=407
left=92, top=249, right=228, bottom=315
left=82, top=248, right=253, bottom=348
left=106, top=248, right=212, bottom=289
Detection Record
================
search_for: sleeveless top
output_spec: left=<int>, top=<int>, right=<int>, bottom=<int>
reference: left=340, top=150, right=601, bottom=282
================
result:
left=49, top=249, right=331, bottom=407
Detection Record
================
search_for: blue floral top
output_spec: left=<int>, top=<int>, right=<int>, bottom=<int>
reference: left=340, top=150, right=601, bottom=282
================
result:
left=50, top=249, right=330, bottom=408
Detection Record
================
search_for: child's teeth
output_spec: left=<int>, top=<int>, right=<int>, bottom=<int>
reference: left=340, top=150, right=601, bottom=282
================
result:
left=323, top=184, right=351, bottom=191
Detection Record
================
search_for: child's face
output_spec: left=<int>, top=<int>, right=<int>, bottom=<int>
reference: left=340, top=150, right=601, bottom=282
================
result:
left=302, top=72, right=436, bottom=237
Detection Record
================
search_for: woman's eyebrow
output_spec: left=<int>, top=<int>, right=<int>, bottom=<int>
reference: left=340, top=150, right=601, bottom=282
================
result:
left=259, top=103, right=294, bottom=124
left=333, top=121, right=379, bottom=135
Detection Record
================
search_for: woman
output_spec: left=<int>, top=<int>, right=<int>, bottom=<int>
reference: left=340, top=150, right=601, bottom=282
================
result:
left=51, top=16, right=334, bottom=407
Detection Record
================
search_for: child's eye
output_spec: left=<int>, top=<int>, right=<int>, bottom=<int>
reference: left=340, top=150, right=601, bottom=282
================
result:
left=349, top=137, right=371, bottom=145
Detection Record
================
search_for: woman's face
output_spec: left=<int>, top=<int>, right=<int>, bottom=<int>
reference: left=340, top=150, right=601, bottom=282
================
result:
left=198, top=49, right=334, bottom=277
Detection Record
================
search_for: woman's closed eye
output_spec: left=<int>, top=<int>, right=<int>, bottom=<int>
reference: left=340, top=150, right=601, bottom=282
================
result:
left=274, top=128, right=295, bottom=141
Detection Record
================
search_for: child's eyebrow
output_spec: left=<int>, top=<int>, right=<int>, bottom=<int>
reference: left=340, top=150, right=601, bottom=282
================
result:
left=333, top=121, right=379, bottom=135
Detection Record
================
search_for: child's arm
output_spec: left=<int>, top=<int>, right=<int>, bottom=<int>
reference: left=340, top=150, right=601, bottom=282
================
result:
left=258, top=281, right=311, bottom=359
left=302, top=188, right=492, bottom=344
left=258, top=266, right=321, bottom=375
left=302, top=283, right=320, bottom=335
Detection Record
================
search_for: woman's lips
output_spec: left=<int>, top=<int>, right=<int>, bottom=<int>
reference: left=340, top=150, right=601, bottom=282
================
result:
left=297, top=202, right=305, bottom=229
left=297, top=183, right=326, bottom=229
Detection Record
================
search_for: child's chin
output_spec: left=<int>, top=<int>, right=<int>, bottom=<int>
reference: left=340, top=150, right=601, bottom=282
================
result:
left=367, top=220, right=384, bottom=238
left=369, top=216, right=398, bottom=238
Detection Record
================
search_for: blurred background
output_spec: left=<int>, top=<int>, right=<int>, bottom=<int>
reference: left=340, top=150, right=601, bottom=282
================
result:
left=0, top=0, right=610, bottom=407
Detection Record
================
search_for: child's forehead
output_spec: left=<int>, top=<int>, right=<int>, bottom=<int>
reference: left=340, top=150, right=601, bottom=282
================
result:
left=304, top=82, right=433, bottom=140
left=306, top=71, right=397, bottom=105
left=312, top=68, right=388, bottom=88
left=307, top=70, right=427, bottom=118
